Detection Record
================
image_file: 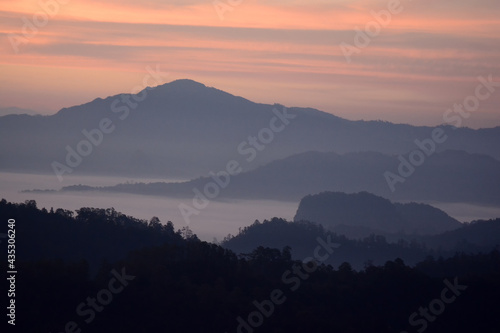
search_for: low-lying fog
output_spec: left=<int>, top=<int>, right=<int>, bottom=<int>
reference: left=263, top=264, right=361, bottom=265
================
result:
left=1, top=172, right=499, bottom=241
left=0, top=172, right=298, bottom=241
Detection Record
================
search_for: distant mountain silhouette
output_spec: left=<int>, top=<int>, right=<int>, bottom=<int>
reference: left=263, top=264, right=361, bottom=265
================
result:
left=52, top=149, right=500, bottom=205
left=0, top=106, right=39, bottom=116
left=294, top=191, right=462, bottom=237
left=1, top=79, right=499, bottom=178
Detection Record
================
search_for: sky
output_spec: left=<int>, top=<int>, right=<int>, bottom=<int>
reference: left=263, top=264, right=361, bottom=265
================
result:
left=0, top=0, right=499, bottom=128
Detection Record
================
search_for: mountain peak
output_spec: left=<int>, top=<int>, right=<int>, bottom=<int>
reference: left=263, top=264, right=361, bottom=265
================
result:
left=153, top=79, right=207, bottom=92
left=169, top=79, right=206, bottom=88
left=146, top=78, right=254, bottom=108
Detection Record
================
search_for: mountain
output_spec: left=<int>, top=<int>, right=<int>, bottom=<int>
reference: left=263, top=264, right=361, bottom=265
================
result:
left=0, top=198, right=185, bottom=273
left=1, top=79, right=499, bottom=178
left=0, top=106, right=39, bottom=116
left=222, top=217, right=500, bottom=269
left=222, top=218, right=431, bottom=269
left=52, top=149, right=500, bottom=205
left=5, top=199, right=500, bottom=332
left=421, top=218, right=500, bottom=252
left=294, top=191, right=462, bottom=237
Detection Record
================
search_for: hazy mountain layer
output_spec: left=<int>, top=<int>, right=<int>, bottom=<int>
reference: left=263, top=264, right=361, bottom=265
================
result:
left=50, top=149, right=500, bottom=205
left=294, top=191, right=462, bottom=236
left=222, top=217, right=500, bottom=269
left=1, top=79, right=499, bottom=178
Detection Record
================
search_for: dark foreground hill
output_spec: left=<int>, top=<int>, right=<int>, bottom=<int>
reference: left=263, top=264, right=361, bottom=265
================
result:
left=294, top=191, right=462, bottom=237
left=2, top=199, right=500, bottom=332
left=1, top=79, right=499, bottom=179
left=0, top=198, right=186, bottom=272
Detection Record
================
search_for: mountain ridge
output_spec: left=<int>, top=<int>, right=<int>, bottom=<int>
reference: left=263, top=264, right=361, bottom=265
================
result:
left=29, top=149, right=500, bottom=206
left=2, top=79, right=500, bottom=178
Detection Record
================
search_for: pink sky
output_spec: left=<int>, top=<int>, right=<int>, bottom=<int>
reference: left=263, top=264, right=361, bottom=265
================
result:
left=0, top=0, right=499, bottom=128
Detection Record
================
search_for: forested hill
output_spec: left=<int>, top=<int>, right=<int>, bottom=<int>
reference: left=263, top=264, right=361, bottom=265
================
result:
left=0, top=198, right=188, bottom=273
left=294, top=191, right=462, bottom=237
left=2, top=199, right=500, bottom=332
left=221, top=217, right=500, bottom=269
